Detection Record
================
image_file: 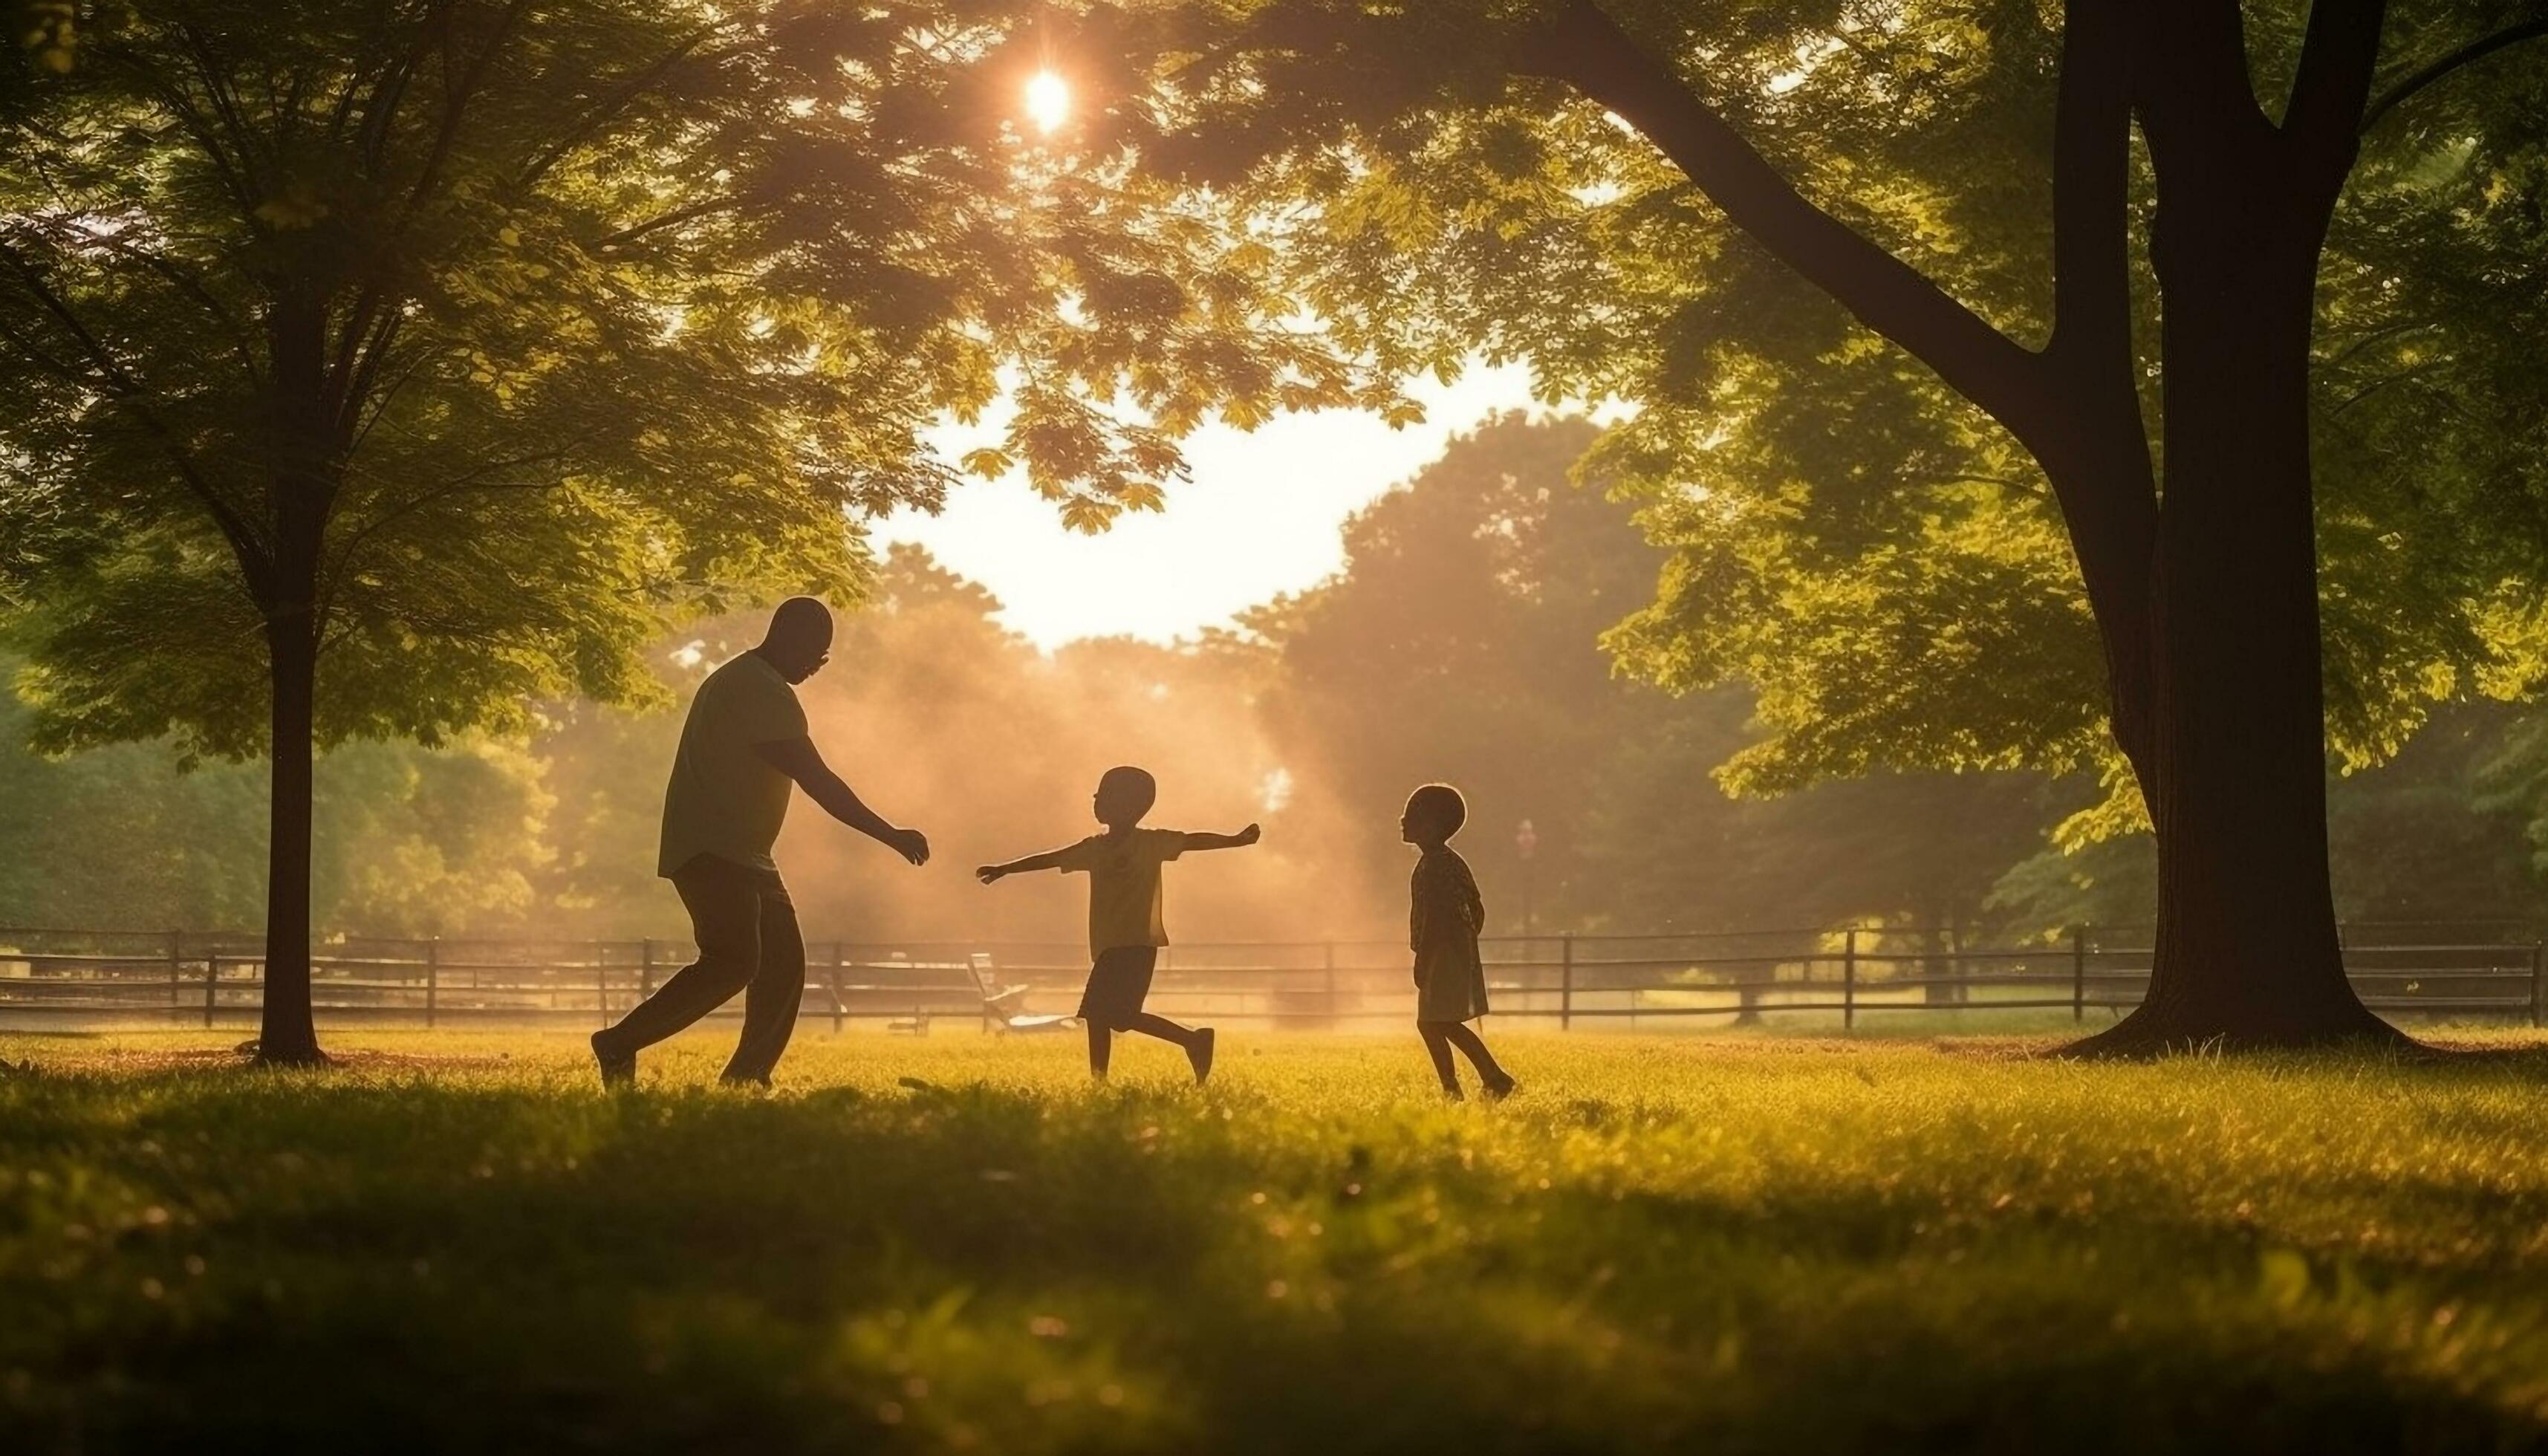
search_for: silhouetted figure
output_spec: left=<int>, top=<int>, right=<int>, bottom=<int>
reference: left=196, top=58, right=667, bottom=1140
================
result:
left=591, top=598, right=929, bottom=1087
left=1403, top=784, right=1515, bottom=1100
left=977, top=766, right=1255, bottom=1082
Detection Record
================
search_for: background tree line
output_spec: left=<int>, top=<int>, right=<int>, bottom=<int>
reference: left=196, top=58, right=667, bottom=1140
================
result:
left=10, top=413, right=2547, bottom=945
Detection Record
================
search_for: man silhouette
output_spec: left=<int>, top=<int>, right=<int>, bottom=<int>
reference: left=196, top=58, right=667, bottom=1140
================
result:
left=591, top=597, right=929, bottom=1086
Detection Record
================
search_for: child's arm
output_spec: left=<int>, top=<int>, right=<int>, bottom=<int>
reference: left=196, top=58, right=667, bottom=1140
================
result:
left=975, top=847, right=1073, bottom=884
left=1178, top=823, right=1263, bottom=853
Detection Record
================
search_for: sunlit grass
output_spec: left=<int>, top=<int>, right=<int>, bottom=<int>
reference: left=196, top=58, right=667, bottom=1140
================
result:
left=4, top=1029, right=2548, bottom=1452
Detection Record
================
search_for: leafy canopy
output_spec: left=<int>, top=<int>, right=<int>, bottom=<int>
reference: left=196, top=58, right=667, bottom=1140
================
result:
left=0, top=0, right=1384, bottom=759
left=1117, top=0, right=2548, bottom=842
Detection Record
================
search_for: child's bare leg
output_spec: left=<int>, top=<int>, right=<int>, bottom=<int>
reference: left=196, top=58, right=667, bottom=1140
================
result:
left=1117, top=1013, right=1218, bottom=1085
left=1442, top=1023, right=1511, bottom=1088
left=1122, top=1011, right=1203, bottom=1048
left=1087, top=1021, right=1112, bottom=1078
left=1417, top=1021, right=1462, bottom=1095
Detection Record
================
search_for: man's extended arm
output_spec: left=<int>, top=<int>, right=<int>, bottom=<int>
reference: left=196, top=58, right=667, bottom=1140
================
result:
left=1180, top=824, right=1264, bottom=853
left=752, top=736, right=929, bottom=865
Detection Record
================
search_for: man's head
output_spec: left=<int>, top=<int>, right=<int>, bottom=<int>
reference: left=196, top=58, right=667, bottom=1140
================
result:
left=1400, top=782, right=1467, bottom=846
left=1092, top=765, right=1157, bottom=829
left=757, top=597, right=835, bottom=683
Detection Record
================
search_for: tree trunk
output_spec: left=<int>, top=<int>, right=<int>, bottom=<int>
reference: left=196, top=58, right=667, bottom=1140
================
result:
left=1920, top=920, right=1958, bottom=1007
left=2071, top=145, right=2398, bottom=1055
left=253, top=290, right=337, bottom=1067
left=255, top=606, right=326, bottom=1064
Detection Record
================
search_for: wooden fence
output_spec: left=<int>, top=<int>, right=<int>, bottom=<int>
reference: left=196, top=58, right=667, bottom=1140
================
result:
left=1, top=922, right=2541, bottom=1032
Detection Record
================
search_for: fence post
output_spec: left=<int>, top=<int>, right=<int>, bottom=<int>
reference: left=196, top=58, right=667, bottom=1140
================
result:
left=1842, top=929, right=1858, bottom=1031
left=203, top=951, right=218, bottom=1029
left=166, top=930, right=183, bottom=1011
left=2071, top=925, right=2087, bottom=1023
left=640, top=938, right=657, bottom=999
left=1560, top=933, right=1574, bottom=1031
left=831, top=943, right=845, bottom=1035
left=424, top=937, right=440, bottom=1029
left=2532, top=941, right=2544, bottom=1030
left=597, top=957, right=610, bottom=1029
left=1323, top=942, right=1337, bottom=1025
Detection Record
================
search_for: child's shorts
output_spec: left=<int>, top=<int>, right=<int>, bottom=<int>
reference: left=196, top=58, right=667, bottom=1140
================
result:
left=1079, top=945, right=1159, bottom=1030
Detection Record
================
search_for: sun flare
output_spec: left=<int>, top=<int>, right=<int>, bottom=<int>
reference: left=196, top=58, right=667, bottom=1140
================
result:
left=1024, top=69, right=1070, bottom=134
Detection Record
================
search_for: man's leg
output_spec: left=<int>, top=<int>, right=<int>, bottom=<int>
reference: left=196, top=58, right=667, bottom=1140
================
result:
left=1087, top=1019, right=1112, bottom=1078
left=720, top=883, right=806, bottom=1085
left=594, top=866, right=761, bottom=1072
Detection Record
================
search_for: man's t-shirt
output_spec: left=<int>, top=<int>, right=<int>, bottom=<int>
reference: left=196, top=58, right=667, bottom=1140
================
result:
left=656, top=651, right=808, bottom=878
left=1054, top=828, right=1188, bottom=957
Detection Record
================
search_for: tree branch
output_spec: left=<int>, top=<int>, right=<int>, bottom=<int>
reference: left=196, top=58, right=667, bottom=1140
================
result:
left=1516, top=1, right=2049, bottom=432
left=97, top=48, right=259, bottom=215
left=2359, top=13, right=2548, bottom=133
left=0, top=238, right=273, bottom=594
left=2286, top=0, right=2388, bottom=163
left=354, top=4, right=453, bottom=182
left=594, top=195, right=757, bottom=252
left=2326, top=356, right=2449, bottom=415
left=316, top=457, right=573, bottom=624
left=2128, top=0, right=2275, bottom=172
left=2047, top=0, right=2136, bottom=385
left=348, top=350, right=440, bottom=454
left=172, top=19, right=270, bottom=192
left=56, top=219, right=262, bottom=385
left=403, top=0, right=533, bottom=219
left=0, top=313, right=98, bottom=387
left=2038, top=0, right=2164, bottom=780
left=334, top=310, right=406, bottom=444
left=513, top=17, right=735, bottom=193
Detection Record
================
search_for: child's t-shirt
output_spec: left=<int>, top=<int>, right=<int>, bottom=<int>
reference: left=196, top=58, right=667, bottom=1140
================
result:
left=1055, top=828, right=1188, bottom=958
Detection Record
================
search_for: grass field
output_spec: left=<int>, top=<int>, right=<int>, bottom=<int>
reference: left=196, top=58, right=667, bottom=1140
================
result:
left=5, top=1028, right=2548, bottom=1453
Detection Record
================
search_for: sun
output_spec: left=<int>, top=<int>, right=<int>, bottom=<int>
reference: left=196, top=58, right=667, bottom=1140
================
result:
left=1024, top=70, right=1070, bottom=134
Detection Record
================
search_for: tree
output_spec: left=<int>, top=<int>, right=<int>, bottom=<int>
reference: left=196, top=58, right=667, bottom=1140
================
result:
left=1246, top=413, right=1649, bottom=923
left=1131, top=0, right=2548, bottom=1047
left=1253, top=411, right=2058, bottom=941
left=0, top=0, right=1374, bottom=1060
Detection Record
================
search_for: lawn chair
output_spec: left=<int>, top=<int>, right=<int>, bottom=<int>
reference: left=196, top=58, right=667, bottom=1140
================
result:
left=969, top=953, right=1076, bottom=1034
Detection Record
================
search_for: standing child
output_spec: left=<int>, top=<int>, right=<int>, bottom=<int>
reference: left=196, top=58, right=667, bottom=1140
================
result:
left=1403, top=783, right=1515, bottom=1100
left=978, top=765, right=1258, bottom=1082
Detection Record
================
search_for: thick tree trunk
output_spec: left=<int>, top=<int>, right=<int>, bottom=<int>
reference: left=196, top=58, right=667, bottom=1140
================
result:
left=255, top=607, right=326, bottom=1065
left=1519, top=0, right=2401, bottom=1053
left=2071, top=146, right=2398, bottom=1055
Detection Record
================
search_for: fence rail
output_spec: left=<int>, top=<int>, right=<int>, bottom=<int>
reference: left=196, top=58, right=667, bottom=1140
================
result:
left=0, top=925, right=2541, bottom=1032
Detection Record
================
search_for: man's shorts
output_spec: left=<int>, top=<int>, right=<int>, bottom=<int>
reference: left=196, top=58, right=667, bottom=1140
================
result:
left=1078, top=945, right=1159, bottom=1030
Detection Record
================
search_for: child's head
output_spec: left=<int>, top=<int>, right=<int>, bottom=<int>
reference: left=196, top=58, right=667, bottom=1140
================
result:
left=1400, top=783, right=1467, bottom=846
left=1093, top=765, right=1157, bottom=828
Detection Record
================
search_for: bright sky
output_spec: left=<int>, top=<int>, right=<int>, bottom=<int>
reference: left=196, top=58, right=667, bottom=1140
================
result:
left=884, top=363, right=1559, bottom=649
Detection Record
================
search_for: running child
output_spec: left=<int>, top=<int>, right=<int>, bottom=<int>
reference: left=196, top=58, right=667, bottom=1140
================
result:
left=977, top=766, right=1258, bottom=1082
